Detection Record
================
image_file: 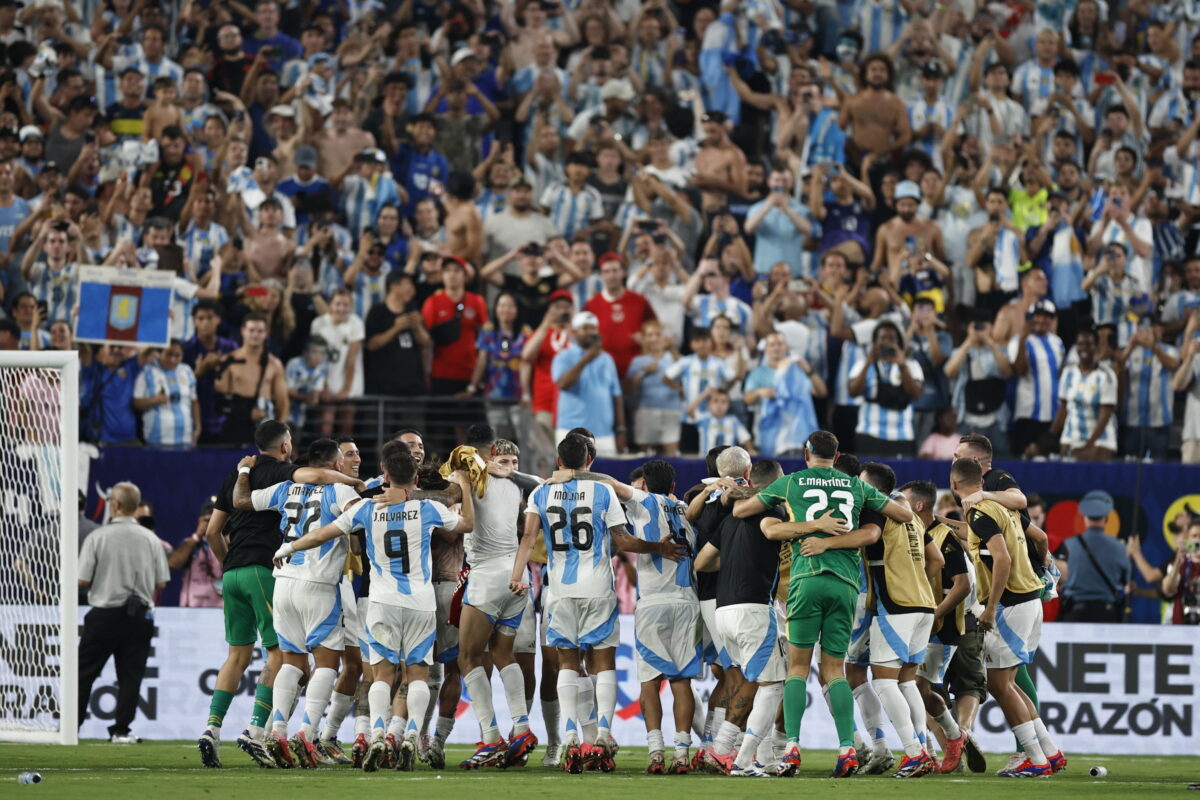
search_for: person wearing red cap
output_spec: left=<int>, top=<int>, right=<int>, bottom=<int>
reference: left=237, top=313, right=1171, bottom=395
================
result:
left=585, top=252, right=656, bottom=377
left=521, top=288, right=575, bottom=432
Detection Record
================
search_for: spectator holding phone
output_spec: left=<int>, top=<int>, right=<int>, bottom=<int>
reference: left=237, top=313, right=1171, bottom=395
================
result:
left=848, top=320, right=924, bottom=456
left=744, top=165, right=814, bottom=277
left=945, top=316, right=1013, bottom=454
left=133, top=340, right=200, bottom=447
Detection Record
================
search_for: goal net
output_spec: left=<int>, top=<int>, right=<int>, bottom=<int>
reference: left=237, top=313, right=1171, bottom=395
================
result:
left=0, top=352, right=79, bottom=744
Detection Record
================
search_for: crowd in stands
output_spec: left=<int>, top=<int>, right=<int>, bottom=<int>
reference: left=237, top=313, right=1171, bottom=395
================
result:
left=1, top=0, right=1200, bottom=461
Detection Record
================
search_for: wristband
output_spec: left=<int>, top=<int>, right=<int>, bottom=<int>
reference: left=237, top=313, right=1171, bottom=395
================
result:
left=238, top=466, right=251, bottom=475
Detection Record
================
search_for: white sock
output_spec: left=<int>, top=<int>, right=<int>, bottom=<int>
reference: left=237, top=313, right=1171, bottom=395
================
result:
left=387, top=715, right=404, bottom=738
left=1032, top=718, right=1058, bottom=758
left=541, top=698, right=561, bottom=745
left=557, top=669, right=580, bottom=744
left=872, top=677, right=921, bottom=758
left=367, top=682, right=390, bottom=741
left=422, top=664, right=442, bottom=737
left=647, top=728, right=665, bottom=755
left=405, top=681, right=430, bottom=738
left=354, top=715, right=370, bottom=737
left=435, top=715, right=454, bottom=741
left=301, top=667, right=337, bottom=740
left=322, top=690, right=355, bottom=741
left=577, top=674, right=598, bottom=742
left=739, top=683, right=783, bottom=767
left=1013, top=720, right=1047, bottom=765
left=770, top=728, right=787, bottom=760
left=247, top=725, right=265, bottom=741
left=464, top=666, right=500, bottom=741
left=702, top=707, right=715, bottom=743
left=935, top=708, right=962, bottom=739
left=735, top=732, right=761, bottom=769
left=595, top=670, right=617, bottom=740
left=899, top=681, right=927, bottom=750
left=270, top=664, right=303, bottom=737
left=674, top=731, right=690, bottom=758
left=500, top=664, right=530, bottom=734
left=712, top=720, right=740, bottom=755
left=709, top=707, right=726, bottom=745
left=755, top=732, right=774, bottom=765
left=853, top=682, right=888, bottom=752
left=691, top=687, right=706, bottom=739
left=207, top=723, right=222, bottom=741
left=734, top=730, right=744, bottom=749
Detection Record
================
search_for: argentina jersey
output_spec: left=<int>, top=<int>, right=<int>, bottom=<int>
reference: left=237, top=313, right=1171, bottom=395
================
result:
left=689, top=294, right=752, bottom=334
left=1009, top=333, right=1064, bottom=422
left=1058, top=364, right=1118, bottom=450
left=695, top=412, right=751, bottom=452
left=254, top=482, right=360, bottom=585
left=1122, top=342, right=1177, bottom=428
left=624, top=489, right=696, bottom=603
left=850, top=356, right=924, bottom=442
left=526, top=480, right=627, bottom=599
left=340, top=498, right=460, bottom=609
left=133, top=363, right=197, bottom=446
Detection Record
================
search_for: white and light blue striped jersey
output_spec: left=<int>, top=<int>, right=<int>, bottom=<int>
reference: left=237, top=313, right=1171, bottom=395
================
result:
left=571, top=272, right=605, bottom=310
left=1008, top=333, right=1065, bottom=422
left=133, top=362, right=197, bottom=446
left=629, top=41, right=667, bottom=87
left=1089, top=272, right=1141, bottom=329
left=993, top=227, right=1022, bottom=293
left=688, top=294, right=752, bottom=334
left=525, top=479, right=626, bottom=599
left=1122, top=342, right=1177, bottom=428
left=18, top=329, right=51, bottom=351
left=624, top=488, right=695, bottom=604
left=663, top=353, right=733, bottom=416
left=1058, top=364, right=1118, bottom=450
left=907, top=97, right=954, bottom=170
left=475, top=187, right=508, bottom=221
left=139, top=56, right=185, bottom=88
left=28, top=261, right=77, bottom=325
left=849, top=356, right=924, bottom=442
left=694, top=411, right=751, bottom=451
left=856, top=0, right=909, bottom=53
left=285, top=355, right=329, bottom=428
left=1148, top=87, right=1194, bottom=129
left=256, top=481, right=361, bottom=585
left=1011, top=60, right=1055, bottom=116
left=338, top=497, right=460, bottom=608
left=1161, top=290, right=1200, bottom=343
left=351, top=265, right=392, bottom=320
left=750, top=360, right=820, bottom=457
left=400, top=56, right=436, bottom=115
left=179, top=219, right=230, bottom=276
left=342, top=172, right=401, bottom=237
left=540, top=182, right=604, bottom=239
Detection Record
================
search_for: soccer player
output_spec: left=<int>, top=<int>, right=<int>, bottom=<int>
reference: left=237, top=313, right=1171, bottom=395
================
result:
left=273, top=446, right=475, bottom=773
left=900, top=480, right=972, bottom=774
left=198, top=420, right=360, bottom=769
left=695, top=458, right=789, bottom=778
left=231, top=438, right=361, bottom=768
left=741, top=430, right=913, bottom=778
left=949, top=458, right=1065, bottom=778
left=611, top=460, right=699, bottom=775
left=510, top=434, right=684, bottom=773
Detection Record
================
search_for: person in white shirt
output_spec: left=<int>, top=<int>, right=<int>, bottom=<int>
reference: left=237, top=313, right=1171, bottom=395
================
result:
left=310, top=288, right=365, bottom=434
left=1008, top=300, right=1066, bottom=457
left=133, top=340, right=200, bottom=447
left=1086, top=181, right=1154, bottom=292
left=1051, top=329, right=1118, bottom=460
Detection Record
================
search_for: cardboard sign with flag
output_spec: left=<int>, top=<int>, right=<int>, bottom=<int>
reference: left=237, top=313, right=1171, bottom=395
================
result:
left=74, top=266, right=174, bottom=347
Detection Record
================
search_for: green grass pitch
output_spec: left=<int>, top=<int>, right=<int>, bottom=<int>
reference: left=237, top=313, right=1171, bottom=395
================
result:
left=0, top=741, right=1196, bottom=799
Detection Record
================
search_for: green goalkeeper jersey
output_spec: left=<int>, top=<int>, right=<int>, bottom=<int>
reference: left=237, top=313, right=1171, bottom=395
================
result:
left=755, top=466, right=890, bottom=590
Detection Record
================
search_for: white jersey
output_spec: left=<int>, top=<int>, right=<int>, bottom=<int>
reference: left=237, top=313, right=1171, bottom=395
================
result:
left=624, top=488, right=697, bottom=605
left=1008, top=333, right=1065, bottom=423
left=466, top=476, right=524, bottom=565
left=336, top=498, right=460, bottom=610
left=253, top=482, right=360, bottom=585
left=526, top=479, right=627, bottom=599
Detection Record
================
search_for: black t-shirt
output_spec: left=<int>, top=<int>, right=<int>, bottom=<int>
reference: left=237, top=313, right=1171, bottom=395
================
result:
left=713, top=507, right=786, bottom=607
left=692, top=492, right=729, bottom=602
left=213, top=454, right=300, bottom=571
left=363, top=302, right=425, bottom=395
left=935, top=529, right=968, bottom=644
left=501, top=272, right=557, bottom=329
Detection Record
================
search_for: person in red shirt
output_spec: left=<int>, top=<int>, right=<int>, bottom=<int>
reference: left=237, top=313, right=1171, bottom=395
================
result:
left=521, top=289, right=575, bottom=431
left=422, top=257, right=488, bottom=396
left=585, top=253, right=656, bottom=377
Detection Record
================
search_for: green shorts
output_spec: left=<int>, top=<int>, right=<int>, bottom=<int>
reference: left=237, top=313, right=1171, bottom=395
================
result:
left=786, top=572, right=858, bottom=658
left=222, top=565, right=278, bottom=648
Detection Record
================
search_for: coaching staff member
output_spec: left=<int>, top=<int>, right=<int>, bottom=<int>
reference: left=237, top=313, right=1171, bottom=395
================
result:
left=78, top=481, right=170, bottom=743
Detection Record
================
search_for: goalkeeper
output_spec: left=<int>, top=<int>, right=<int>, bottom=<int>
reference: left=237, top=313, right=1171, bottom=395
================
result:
left=197, top=420, right=362, bottom=768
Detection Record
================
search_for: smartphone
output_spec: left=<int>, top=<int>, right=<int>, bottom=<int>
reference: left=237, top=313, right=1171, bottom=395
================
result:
left=972, top=321, right=987, bottom=332
left=636, top=219, right=657, bottom=232
left=1095, top=73, right=1117, bottom=86
left=879, top=345, right=897, bottom=359
left=246, top=286, right=269, bottom=299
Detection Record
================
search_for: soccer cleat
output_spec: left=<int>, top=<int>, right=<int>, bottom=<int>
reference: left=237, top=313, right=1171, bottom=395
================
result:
left=396, top=732, right=417, bottom=772
left=267, top=732, right=297, bottom=769
left=581, top=741, right=602, bottom=771
left=428, top=736, right=446, bottom=770
left=775, top=743, right=802, bottom=777
left=289, top=732, right=320, bottom=769
left=198, top=730, right=221, bottom=768
left=996, top=752, right=1025, bottom=776
left=381, top=734, right=400, bottom=770
left=645, top=751, right=666, bottom=775
left=667, top=754, right=691, bottom=775
left=1001, top=759, right=1052, bottom=778
left=460, top=738, right=507, bottom=769
left=110, top=732, right=142, bottom=744
left=418, top=733, right=431, bottom=764
left=731, top=761, right=771, bottom=778
left=691, top=747, right=708, bottom=771
left=351, top=733, right=369, bottom=768
left=542, top=743, right=561, bottom=768
left=962, top=731, right=986, bottom=773
left=562, top=741, right=584, bottom=774
left=362, top=738, right=386, bottom=773
left=505, top=729, right=538, bottom=767
left=892, top=753, right=927, bottom=778
left=703, top=748, right=735, bottom=775
left=939, top=735, right=965, bottom=773
left=236, top=730, right=276, bottom=769
left=923, top=750, right=941, bottom=775
left=598, top=741, right=616, bottom=773
left=317, top=738, right=352, bottom=765
left=863, top=748, right=895, bottom=775
left=1047, top=750, right=1067, bottom=774
left=831, top=747, right=860, bottom=778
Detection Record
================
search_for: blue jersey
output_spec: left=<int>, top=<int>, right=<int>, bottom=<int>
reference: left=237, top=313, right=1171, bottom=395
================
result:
left=133, top=363, right=198, bottom=446
left=624, top=488, right=696, bottom=603
left=391, top=145, right=449, bottom=215
left=255, top=481, right=361, bottom=585
left=526, top=479, right=627, bottom=599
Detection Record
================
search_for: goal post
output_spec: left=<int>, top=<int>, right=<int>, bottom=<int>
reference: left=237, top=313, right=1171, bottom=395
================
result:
left=0, top=351, right=79, bottom=744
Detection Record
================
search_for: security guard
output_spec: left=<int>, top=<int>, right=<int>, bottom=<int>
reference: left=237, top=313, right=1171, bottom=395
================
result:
left=78, top=481, right=170, bottom=743
left=1055, top=490, right=1130, bottom=622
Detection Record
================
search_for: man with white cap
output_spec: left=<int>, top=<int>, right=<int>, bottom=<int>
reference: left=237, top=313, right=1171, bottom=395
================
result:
left=551, top=310, right=626, bottom=454
left=566, top=79, right=637, bottom=153
left=868, top=178, right=945, bottom=284
left=1054, top=490, right=1129, bottom=623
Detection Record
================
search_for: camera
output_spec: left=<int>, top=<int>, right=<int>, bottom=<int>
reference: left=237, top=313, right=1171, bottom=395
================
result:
left=972, top=321, right=987, bottom=332
left=636, top=219, right=657, bottom=232
left=879, top=345, right=897, bottom=359
left=262, top=45, right=282, bottom=59
left=522, top=243, right=544, bottom=257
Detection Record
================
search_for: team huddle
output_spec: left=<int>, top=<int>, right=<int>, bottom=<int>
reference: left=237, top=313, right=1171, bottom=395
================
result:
left=194, top=419, right=1066, bottom=778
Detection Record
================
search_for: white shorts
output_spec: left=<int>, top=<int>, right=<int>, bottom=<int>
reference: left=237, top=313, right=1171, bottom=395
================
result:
left=634, top=601, right=702, bottom=682
left=983, top=599, right=1042, bottom=669
left=917, top=641, right=958, bottom=684
left=715, top=603, right=786, bottom=683
left=846, top=592, right=873, bottom=666
left=869, top=607, right=933, bottom=668
left=545, top=595, right=619, bottom=650
left=365, top=601, right=436, bottom=667
left=634, top=407, right=682, bottom=446
left=355, top=597, right=370, bottom=655
left=699, top=598, right=730, bottom=668
left=273, top=577, right=344, bottom=655
left=464, top=559, right=527, bottom=635
left=434, top=581, right=459, bottom=664
left=338, top=578, right=361, bottom=651
left=514, top=592, right=536, bottom=654
left=555, top=429, right=617, bottom=457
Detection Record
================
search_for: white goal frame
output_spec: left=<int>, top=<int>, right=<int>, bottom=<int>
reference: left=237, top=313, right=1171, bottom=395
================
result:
left=0, top=351, right=79, bottom=744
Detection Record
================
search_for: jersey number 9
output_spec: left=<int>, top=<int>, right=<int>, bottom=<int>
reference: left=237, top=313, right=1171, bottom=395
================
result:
left=384, top=530, right=411, bottom=573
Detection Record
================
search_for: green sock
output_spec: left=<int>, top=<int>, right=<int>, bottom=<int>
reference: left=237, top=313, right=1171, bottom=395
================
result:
left=250, top=684, right=273, bottom=729
left=1012, top=665, right=1039, bottom=752
left=783, top=675, right=806, bottom=741
left=827, top=677, right=856, bottom=748
left=207, top=689, right=234, bottom=729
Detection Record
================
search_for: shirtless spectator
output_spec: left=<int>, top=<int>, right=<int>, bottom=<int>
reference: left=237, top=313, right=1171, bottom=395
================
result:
left=242, top=197, right=293, bottom=281
left=869, top=179, right=945, bottom=283
left=213, top=313, right=289, bottom=446
left=691, top=110, right=748, bottom=213
left=313, top=99, right=374, bottom=180
left=442, top=171, right=483, bottom=267
left=840, top=53, right=911, bottom=165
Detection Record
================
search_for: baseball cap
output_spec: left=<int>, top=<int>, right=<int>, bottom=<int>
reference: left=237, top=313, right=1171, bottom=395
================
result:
left=17, top=125, right=41, bottom=143
left=1028, top=298, right=1058, bottom=317
left=308, top=52, right=334, bottom=68
left=293, top=145, right=318, bottom=169
left=921, top=61, right=945, bottom=80
left=1078, top=490, right=1114, bottom=519
left=572, top=311, right=599, bottom=329
left=268, top=104, right=296, bottom=118
left=41, top=160, right=61, bottom=173
left=450, top=47, right=479, bottom=67
left=895, top=180, right=922, bottom=201
left=548, top=288, right=573, bottom=305
left=597, top=252, right=623, bottom=266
